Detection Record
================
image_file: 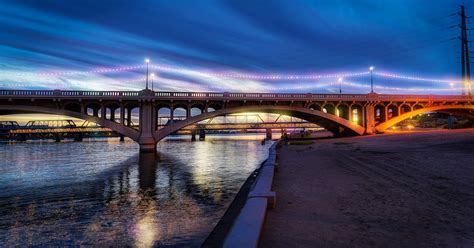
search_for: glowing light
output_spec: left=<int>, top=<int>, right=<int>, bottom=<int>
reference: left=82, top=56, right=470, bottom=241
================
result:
left=450, top=82, right=455, bottom=87
left=374, top=72, right=457, bottom=84
left=0, top=63, right=462, bottom=86
left=352, top=109, right=358, bottom=123
left=338, top=77, right=343, bottom=82
left=149, top=65, right=370, bottom=81
left=407, top=124, right=414, bottom=129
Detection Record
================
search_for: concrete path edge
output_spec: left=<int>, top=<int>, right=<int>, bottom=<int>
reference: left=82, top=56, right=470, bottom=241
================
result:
left=223, top=141, right=279, bottom=248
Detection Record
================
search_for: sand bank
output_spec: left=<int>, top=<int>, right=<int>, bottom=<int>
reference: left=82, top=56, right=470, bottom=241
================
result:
left=260, top=129, right=474, bottom=247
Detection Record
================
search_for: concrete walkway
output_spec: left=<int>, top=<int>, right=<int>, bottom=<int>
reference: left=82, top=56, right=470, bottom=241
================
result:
left=259, top=129, right=474, bottom=247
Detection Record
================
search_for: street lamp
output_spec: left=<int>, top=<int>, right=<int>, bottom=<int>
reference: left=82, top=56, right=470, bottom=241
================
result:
left=369, top=66, right=374, bottom=93
left=338, top=77, right=343, bottom=94
left=150, top=73, right=155, bottom=91
left=145, top=58, right=150, bottom=90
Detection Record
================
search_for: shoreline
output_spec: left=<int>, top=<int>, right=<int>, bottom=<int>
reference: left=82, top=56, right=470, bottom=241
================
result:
left=201, top=164, right=261, bottom=247
left=203, top=141, right=278, bottom=247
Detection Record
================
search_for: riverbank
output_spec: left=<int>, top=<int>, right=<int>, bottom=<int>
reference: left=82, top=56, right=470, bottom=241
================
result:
left=259, top=129, right=474, bottom=247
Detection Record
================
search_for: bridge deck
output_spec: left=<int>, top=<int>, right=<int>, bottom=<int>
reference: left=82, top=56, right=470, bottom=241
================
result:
left=0, top=90, right=472, bottom=102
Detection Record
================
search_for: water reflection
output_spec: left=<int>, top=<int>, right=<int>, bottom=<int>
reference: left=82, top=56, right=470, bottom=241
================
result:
left=0, top=134, right=272, bottom=247
left=139, top=153, right=158, bottom=191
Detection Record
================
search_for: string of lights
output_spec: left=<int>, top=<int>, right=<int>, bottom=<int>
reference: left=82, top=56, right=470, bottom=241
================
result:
left=0, top=74, right=461, bottom=92
left=0, top=63, right=462, bottom=84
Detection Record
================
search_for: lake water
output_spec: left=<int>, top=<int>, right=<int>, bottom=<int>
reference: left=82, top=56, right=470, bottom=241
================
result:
left=0, top=134, right=273, bottom=247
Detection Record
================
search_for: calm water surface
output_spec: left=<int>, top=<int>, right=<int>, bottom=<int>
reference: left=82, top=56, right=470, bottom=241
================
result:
left=0, top=134, right=272, bottom=247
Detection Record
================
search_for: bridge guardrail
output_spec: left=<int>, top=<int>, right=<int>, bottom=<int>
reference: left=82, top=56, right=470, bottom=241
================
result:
left=0, top=90, right=472, bottom=101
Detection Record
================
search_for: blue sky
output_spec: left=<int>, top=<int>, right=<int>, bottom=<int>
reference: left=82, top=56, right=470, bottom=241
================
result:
left=0, top=0, right=472, bottom=93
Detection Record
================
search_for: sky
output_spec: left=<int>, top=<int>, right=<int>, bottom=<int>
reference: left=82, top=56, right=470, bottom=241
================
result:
left=0, top=0, right=473, bottom=94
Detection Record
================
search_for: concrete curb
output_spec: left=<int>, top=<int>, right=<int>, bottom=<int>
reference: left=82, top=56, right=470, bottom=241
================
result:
left=223, top=141, right=279, bottom=248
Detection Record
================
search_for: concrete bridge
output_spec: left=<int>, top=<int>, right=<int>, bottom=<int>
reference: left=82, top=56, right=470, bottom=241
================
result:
left=0, top=89, right=472, bottom=152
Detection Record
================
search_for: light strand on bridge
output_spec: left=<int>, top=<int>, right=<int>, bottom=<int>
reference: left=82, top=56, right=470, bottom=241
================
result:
left=37, top=65, right=144, bottom=77
left=145, top=64, right=461, bottom=84
left=0, top=65, right=144, bottom=77
left=0, top=63, right=462, bottom=84
left=374, top=72, right=459, bottom=84
left=150, top=65, right=370, bottom=80
left=149, top=80, right=461, bottom=92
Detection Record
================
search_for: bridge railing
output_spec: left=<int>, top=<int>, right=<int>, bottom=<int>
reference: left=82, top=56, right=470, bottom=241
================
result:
left=0, top=90, right=472, bottom=101
left=0, top=90, right=141, bottom=97
left=376, top=94, right=471, bottom=101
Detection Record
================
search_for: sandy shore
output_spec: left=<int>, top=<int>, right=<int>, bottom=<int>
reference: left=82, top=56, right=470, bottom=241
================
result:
left=259, top=129, right=474, bottom=248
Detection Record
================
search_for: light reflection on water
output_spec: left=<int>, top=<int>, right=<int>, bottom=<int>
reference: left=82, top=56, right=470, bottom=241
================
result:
left=0, top=134, right=273, bottom=247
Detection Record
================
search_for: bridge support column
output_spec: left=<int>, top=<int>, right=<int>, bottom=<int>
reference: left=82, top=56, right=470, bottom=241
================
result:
left=101, top=104, right=106, bottom=119
left=120, top=104, right=125, bottom=125
left=110, top=108, right=115, bottom=122
left=138, top=101, right=157, bottom=153
left=191, top=129, right=197, bottom=141
left=55, top=133, right=61, bottom=142
left=119, top=134, right=125, bottom=142
left=266, top=128, right=272, bottom=140
left=127, top=108, right=132, bottom=127
left=170, top=107, right=174, bottom=122
left=74, top=133, right=83, bottom=142
left=199, top=129, right=206, bottom=141
left=17, top=134, right=27, bottom=142
left=364, top=105, right=376, bottom=134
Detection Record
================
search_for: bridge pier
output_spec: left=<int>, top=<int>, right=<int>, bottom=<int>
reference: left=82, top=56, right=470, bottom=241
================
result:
left=266, top=128, right=272, bottom=140
left=138, top=100, right=157, bottom=153
left=191, top=130, right=197, bottom=141
left=17, top=134, right=27, bottom=142
left=127, top=108, right=132, bottom=126
left=199, top=129, right=206, bottom=141
left=74, top=133, right=83, bottom=142
left=139, top=141, right=157, bottom=153
left=55, top=133, right=61, bottom=142
left=364, top=105, right=376, bottom=134
left=119, top=134, right=125, bottom=142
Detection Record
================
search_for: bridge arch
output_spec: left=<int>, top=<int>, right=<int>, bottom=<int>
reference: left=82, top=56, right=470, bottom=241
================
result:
left=308, top=103, right=322, bottom=111
left=207, top=102, right=223, bottom=112
left=399, top=103, right=412, bottom=114
left=0, top=105, right=140, bottom=141
left=63, top=102, right=82, bottom=112
left=154, top=105, right=366, bottom=142
left=375, top=105, right=474, bottom=132
left=350, top=104, right=364, bottom=126
left=322, top=103, right=336, bottom=115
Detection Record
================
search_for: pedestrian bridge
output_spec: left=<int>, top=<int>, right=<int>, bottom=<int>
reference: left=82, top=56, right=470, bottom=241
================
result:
left=0, top=89, right=472, bottom=152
